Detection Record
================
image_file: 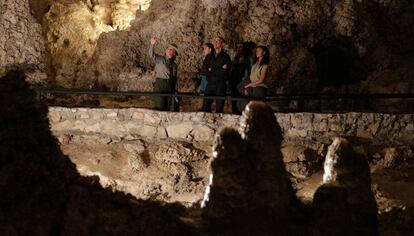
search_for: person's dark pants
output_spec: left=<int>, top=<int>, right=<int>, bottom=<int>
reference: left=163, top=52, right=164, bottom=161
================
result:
left=202, top=83, right=226, bottom=113
left=249, top=86, right=267, bottom=97
left=230, top=79, right=242, bottom=114
left=154, top=78, right=173, bottom=111
left=237, top=86, right=267, bottom=112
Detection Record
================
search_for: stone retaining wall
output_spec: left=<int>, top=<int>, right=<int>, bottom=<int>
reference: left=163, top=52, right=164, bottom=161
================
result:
left=49, top=107, right=414, bottom=146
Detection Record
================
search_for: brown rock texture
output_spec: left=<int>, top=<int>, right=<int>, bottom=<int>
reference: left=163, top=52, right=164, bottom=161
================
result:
left=0, top=0, right=413, bottom=99
left=36, top=0, right=153, bottom=87
left=1, top=75, right=412, bottom=235
left=0, top=70, right=198, bottom=235
left=202, top=102, right=303, bottom=235
left=39, top=0, right=414, bottom=95
left=314, top=137, right=379, bottom=235
left=60, top=136, right=210, bottom=206
left=0, top=0, right=46, bottom=83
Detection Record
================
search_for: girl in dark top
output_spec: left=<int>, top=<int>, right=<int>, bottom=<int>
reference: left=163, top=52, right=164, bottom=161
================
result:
left=199, top=43, right=214, bottom=94
left=230, top=42, right=256, bottom=114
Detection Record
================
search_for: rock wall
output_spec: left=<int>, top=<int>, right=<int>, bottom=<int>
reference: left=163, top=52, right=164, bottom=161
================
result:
left=0, top=0, right=46, bottom=83
left=34, top=0, right=153, bottom=87
left=2, top=0, right=413, bottom=95
left=49, top=107, right=414, bottom=146
left=63, top=0, right=414, bottom=94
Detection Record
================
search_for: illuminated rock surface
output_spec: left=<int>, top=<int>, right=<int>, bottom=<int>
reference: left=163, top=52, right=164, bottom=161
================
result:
left=1, top=0, right=414, bottom=233
left=2, top=0, right=414, bottom=98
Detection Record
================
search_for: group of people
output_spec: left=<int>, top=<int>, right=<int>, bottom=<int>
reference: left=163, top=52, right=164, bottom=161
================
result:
left=148, top=36, right=269, bottom=113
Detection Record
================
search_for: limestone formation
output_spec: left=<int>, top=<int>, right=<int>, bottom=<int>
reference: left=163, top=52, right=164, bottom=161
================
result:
left=0, top=0, right=412, bottom=101
left=314, top=137, right=379, bottom=235
left=201, top=128, right=252, bottom=231
left=202, top=102, right=303, bottom=235
left=311, top=184, right=353, bottom=236
left=238, top=102, right=297, bottom=209
left=46, top=0, right=414, bottom=96
left=0, top=0, right=46, bottom=83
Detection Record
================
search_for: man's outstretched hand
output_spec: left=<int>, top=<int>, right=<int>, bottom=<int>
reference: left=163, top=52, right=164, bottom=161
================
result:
left=150, top=36, right=157, bottom=45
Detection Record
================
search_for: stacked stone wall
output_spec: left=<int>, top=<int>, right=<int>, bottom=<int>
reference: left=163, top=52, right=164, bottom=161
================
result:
left=49, top=107, right=414, bottom=146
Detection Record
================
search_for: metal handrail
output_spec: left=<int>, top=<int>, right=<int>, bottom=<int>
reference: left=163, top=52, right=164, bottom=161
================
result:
left=32, top=86, right=414, bottom=101
left=32, top=86, right=414, bottom=113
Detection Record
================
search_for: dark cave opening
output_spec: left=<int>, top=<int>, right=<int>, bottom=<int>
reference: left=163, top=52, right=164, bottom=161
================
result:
left=312, top=38, right=358, bottom=88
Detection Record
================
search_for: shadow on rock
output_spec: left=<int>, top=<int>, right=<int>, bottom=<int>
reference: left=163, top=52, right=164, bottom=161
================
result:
left=311, top=137, right=379, bottom=236
left=0, top=70, right=197, bottom=235
left=201, top=102, right=306, bottom=235
left=201, top=102, right=380, bottom=236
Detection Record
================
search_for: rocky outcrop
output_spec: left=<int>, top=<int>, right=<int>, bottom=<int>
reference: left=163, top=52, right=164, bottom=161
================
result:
left=43, top=0, right=414, bottom=95
left=0, top=0, right=46, bottom=83
left=200, top=103, right=382, bottom=235
left=201, top=102, right=304, bottom=235
left=312, top=137, right=379, bottom=235
left=2, top=0, right=414, bottom=98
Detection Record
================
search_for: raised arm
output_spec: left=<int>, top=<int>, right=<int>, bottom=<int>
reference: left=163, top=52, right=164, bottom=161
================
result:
left=149, top=36, right=163, bottom=62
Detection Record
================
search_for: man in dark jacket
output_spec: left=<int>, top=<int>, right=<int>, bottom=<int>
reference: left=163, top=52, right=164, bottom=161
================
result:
left=149, top=36, right=178, bottom=111
left=202, top=37, right=231, bottom=113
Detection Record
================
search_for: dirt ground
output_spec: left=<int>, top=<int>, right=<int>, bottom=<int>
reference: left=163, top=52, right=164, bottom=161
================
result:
left=60, top=135, right=212, bottom=206
left=60, top=135, right=414, bottom=214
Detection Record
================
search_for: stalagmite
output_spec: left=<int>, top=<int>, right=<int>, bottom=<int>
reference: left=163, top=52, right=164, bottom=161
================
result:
left=312, top=137, right=379, bottom=235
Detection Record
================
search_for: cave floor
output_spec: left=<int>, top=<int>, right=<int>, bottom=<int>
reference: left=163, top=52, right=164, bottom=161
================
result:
left=59, top=135, right=211, bottom=206
left=59, top=135, right=414, bottom=213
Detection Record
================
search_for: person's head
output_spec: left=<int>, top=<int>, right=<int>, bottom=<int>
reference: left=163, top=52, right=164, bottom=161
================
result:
left=212, top=37, right=225, bottom=51
left=236, top=43, right=244, bottom=53
left=244, top=41, right=256, bottom=54
left=254, top=45, right=270, bottom=65
left=203, top=43, right=214, bottom=56
left=165, top=44, right=178, bottom=59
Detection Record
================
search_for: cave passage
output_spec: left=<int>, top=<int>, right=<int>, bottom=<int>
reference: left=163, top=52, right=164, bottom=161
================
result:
left=312, top=39, right=358, bottom=87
